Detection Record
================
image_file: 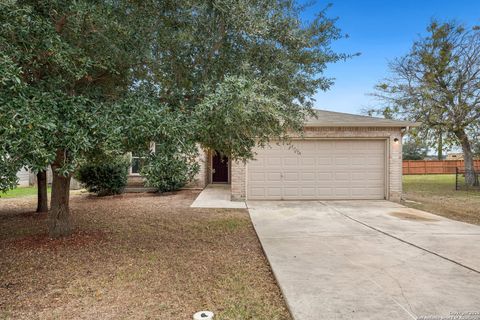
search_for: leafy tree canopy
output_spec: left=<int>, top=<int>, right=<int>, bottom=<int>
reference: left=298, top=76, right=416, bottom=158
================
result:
left=402, top=134, right=429, bottom=160
left=0, top=0, right=350, bottom=236
left=141, top=0, right=352, bottom=158
left=370, top=20, right=480, bottom=185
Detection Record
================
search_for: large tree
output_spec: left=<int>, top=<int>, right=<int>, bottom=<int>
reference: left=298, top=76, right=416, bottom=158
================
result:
left=0, top=0, right=149, bottom=236
left=402, top=135, right=429, bottom=160
left=0, top=42, right=53, bottom=212
left=143, top=0, right=351, bottom=159
left=1, top=0, right=349, bottom=237
left=371, top=21, right=480, bottom=185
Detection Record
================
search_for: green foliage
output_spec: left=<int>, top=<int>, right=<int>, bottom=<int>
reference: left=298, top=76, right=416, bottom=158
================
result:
left=370, top=20, right=480, bottom=144
left=141, top=143, right=199, bottom=193
left=76, top=157, right=129, bottom=196
left=0, top=161, right=21, bottom=192
left=403, top=137, right=429, bottom=160
left=1, top=186, right=52, bottom=198
left=370, top=20, right=480, bottom=184
left=473, top=139, right=480, bottom=157
left=195, top=75, right=306, bottom=160
left=0, top=0, right=149, bottom=178
left=1, top=0, right=349, bottom=175
left=113, top=90, right=200, bottom=192
left=143, top=0, right=352, bottom=159
left=0, top=0, right=349, bottom=233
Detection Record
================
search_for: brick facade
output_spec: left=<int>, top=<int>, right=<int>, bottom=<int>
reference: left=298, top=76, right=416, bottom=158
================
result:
left=185, top=146, right=209, bottom=188
left=230, top=160, right=247, bottom=201
left=229, top=127, right=404, bottom=202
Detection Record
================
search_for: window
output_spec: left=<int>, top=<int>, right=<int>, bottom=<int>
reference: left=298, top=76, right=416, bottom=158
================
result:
left=130, top=155, right=145, bottom=174
left=129, top=142, right=155, bottom=175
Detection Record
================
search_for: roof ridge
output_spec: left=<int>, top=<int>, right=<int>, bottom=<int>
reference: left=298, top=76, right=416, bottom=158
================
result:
left=305, top=108, right=420, bottom=127
left=313, top=109, right=396, bottom=121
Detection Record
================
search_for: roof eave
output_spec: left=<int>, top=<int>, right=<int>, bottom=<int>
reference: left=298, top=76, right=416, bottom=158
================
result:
left=304, top=122, right=421, bottom=128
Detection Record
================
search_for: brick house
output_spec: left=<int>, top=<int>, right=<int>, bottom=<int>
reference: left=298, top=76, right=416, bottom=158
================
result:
left=188, top=109, right=417, bottom=202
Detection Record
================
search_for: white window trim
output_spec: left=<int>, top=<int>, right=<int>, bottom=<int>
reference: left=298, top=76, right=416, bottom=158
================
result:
left=128, top=142, right=155, bottom=176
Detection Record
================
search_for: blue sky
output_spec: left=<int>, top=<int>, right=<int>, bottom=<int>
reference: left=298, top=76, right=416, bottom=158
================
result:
left=303, top=0, right=480, bottom=115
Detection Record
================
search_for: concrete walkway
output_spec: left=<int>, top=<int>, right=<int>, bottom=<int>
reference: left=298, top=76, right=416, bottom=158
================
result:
left=190, top=184, right=246, bottom=209
left=248, top=200, right=480, bottom=320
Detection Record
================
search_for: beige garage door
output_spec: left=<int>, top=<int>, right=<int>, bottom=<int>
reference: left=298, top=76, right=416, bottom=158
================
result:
left=247, top=140, right=386, bottom=200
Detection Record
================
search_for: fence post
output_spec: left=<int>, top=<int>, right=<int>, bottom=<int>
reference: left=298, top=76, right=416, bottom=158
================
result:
left=455, top=167, right=458, bottom=190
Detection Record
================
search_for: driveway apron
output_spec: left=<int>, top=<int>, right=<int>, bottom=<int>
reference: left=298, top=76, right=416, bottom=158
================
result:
left=248, top=200, right=480, bottom=320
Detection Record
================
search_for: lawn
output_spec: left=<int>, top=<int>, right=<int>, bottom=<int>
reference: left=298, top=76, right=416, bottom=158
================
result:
left=0, top=186, right=51, bottom=198
left=402, top=174, right=480, bottom=225
left=0, top=191, right=291, bottom=320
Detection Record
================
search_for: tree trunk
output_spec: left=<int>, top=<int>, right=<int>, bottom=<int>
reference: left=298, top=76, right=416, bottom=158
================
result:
left=36, top=170, right=48, bottom=213
left=437, top=132, right=443, bottom=160
left=455, top=130, right=478, bottom=186
left=48, top=150, right=72, bottom=238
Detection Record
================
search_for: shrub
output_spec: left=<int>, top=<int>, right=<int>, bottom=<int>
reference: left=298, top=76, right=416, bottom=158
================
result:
left=142, top=142, right=199, bottom=192
left=76, top=157, right=129, bottom=196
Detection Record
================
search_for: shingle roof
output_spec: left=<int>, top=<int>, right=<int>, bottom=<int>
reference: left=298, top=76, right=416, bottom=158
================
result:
left=305, top=109, right=419, bottom=128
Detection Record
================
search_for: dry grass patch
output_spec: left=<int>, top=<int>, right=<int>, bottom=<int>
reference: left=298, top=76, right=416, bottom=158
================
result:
left=402, top=174, right=480, bottom=225
left=0, top=191, right=291, bottom=320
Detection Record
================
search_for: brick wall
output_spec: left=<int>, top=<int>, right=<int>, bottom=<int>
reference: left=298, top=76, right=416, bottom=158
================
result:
left=230, top=127, right=404, bottom=202
left=185, top=146, right=208, bottom=188
left=231, top=160, right=246, bottom=201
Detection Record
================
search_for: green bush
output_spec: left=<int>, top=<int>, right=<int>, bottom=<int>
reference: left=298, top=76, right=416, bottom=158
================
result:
left=142, top=143, right=199, bottom=192
left=76, top=157, right=129, bottom=196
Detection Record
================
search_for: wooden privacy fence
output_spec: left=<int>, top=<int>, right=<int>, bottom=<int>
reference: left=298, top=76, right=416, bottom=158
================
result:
left=403, top=160, right=480, bottom=175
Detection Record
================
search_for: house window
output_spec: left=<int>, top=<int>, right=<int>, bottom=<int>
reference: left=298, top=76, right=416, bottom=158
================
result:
left=129, top=142, right=155, bottom=175
left=130, top=155, right=145, bottom=174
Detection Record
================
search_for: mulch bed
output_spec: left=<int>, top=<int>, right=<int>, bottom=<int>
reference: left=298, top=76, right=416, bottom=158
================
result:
left=0, top=191, right=291, bottom=320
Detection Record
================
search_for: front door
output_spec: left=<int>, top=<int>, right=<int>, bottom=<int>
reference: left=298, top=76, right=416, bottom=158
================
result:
left=212, top=152, right=229, bottom=183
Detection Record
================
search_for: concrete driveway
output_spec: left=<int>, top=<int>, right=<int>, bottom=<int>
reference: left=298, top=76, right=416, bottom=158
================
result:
left=248, top=201, right=480, bottom=320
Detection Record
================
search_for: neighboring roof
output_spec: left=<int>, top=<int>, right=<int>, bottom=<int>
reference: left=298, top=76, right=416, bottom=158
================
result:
left=305, top=109, right=420, bottom=128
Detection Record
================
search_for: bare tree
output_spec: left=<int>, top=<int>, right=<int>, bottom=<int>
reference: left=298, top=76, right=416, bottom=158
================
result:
left=372, top=21, right=480, bottom=185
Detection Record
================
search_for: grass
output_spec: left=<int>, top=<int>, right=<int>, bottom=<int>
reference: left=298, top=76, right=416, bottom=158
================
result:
left=402, top=174, right=480, bottom=225
left=0, top=191, right=291, bottom=320
left=0, top=187, right=51, bottom=198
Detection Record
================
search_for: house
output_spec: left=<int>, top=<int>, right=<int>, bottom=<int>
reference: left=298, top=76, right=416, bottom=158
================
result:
left=16, top=167, right=31, bottom=187
left=189, top=109, right=418, bottom=201
left=14, top=166, right=82, bottom=189
left=446, top=153, right=464, bottom=160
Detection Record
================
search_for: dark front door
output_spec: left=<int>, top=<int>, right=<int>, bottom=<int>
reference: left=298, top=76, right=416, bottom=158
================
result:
left=212, top=152, right=229, bottom=183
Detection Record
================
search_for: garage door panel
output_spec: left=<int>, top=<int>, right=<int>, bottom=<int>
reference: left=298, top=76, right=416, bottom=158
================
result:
left=351, top=172, right=367, bottom=180
left=284, top=172, right=299, bottom=181
left=300, top=157, right=316, bottom=166
left=249, top=171, right=265, bottom=181
left=351, top=157, right=367, bottom=165
left=283, top=188, right=299, bottom=197
left=317, top=158, right=333, bottom=166
left=301, top=172, right=316, bottom=180
left=250, top=187, right=265, bottom=197
left=300, top=188, right=317, bottom=197
left=334, top=156, right=350, bottom=165
left=368, top=172, right=385, bottom=180
left=266, top=188, right=282, bottom=197
left=317, top=187, right=333, bottom=195
left=334, top=188, right=350, bottom=196
left=266, top=157, right=282, bottom=166
left=367, top=156, right=384, bottom=165
left=317, top=172, right=333, bottom=180
left=248, top=140, right=386, bottom=200
left=283, top=157, right=299, bottom=166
